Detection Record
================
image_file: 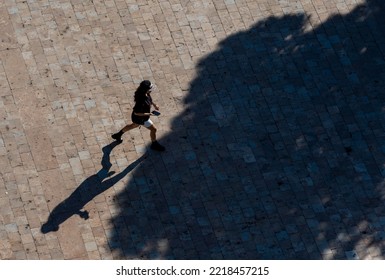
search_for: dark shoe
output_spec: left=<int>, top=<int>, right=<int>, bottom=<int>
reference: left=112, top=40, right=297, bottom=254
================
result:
left=151, top=141, right=165, bottom=151
left=111, top=132, right=123, bottom=143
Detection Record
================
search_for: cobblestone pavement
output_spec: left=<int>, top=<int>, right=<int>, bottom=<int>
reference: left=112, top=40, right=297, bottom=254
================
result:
left=1, top=0, right=385, bottom=259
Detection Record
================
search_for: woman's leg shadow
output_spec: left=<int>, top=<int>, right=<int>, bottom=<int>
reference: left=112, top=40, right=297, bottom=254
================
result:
left=41, top=141, right=147, bottom=233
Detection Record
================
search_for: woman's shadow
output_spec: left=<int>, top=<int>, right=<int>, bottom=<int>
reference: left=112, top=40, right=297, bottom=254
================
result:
left=41, top=141, right=147, bottom=234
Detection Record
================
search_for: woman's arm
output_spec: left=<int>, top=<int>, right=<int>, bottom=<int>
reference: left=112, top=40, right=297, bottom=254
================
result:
left=134, top=112, right=152, bottom=116
left=148, top=94, right=159, bottom=110
left=152, top=102, right=159, bottom=111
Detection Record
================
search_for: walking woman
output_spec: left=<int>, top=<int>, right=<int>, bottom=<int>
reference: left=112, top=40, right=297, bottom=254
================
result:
left=112, top=80, right=165, bottom=151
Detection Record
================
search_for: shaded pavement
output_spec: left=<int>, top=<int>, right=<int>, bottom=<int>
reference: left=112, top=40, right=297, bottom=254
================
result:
left=1, top=0, right=385, bottom=259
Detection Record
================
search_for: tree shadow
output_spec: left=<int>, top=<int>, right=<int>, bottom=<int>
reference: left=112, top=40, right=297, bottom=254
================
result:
left=109, top=0, right=385, bottom=259
left=41, top=141, right=147, bottom=234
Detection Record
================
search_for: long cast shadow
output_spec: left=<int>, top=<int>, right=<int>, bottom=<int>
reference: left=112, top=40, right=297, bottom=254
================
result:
left=41, top=141, right=146, bottom=234
left=109, top=0, right=385, bottom=259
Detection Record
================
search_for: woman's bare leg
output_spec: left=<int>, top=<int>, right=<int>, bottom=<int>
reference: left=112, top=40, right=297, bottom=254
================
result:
left=112, top=123, right=139, bottom=142
left=146, top=125, right=165, bottom=151
left=122, top=123, right=140, bottom=132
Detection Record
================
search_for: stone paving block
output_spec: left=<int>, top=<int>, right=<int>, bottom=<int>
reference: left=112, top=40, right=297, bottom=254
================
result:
left=2, top=0, right=385, bottom=261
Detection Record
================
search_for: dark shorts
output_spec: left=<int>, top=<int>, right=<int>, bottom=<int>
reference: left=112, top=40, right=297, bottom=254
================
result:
left=131, top=112, right=153, bottom=127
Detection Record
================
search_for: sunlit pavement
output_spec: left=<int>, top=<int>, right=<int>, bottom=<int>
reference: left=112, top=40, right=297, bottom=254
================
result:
left=1, top=0, right=385, bottom=259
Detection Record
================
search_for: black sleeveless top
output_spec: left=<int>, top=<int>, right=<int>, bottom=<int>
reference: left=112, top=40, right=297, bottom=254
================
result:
left=131, top=95, right=152, bottom=124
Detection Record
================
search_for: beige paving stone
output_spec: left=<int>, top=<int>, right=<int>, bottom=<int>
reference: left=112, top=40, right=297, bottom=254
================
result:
left=0, top=6, right=18, bottom=51
left=0, top=0, right=384, bottom=261
left=0, top=238, right=13, bottom=259
left=25, top=209, right=41, bottom=229
left=25, top=128, right=58, bottom=172
left=49, top=249, right=65, bottom=259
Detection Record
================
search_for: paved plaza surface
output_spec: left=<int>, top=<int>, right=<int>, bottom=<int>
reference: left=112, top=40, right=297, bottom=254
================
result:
left=1, top=0, right=385, bottom=259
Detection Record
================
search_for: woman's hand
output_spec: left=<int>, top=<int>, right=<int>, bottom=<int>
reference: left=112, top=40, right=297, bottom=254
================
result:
left=153, top=104, right=160, bottom=111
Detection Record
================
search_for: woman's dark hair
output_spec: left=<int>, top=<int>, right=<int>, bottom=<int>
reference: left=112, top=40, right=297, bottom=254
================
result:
left=134, top=80, right=152, bottom=102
